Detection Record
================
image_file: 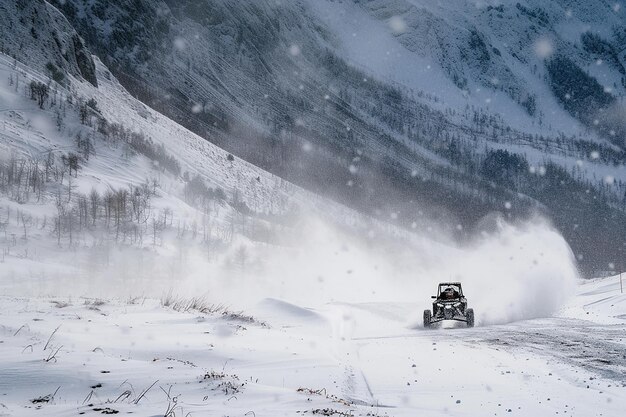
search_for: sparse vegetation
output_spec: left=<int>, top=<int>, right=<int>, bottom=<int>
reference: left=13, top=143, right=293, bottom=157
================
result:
left=29, top=81, right=49, bottom=109
left=45, top=62, right=65, bottom=84
left=160, top=293, right=266, bottom=326
left=311, top=408, right=353, bottom=416
left=31, top=387, right=60, bottom=405
left=297, top=387, right=352, bottom=407
left=581, top=32, right=624, bottom=74
left=161, top=293, right=226, bottom=315
left=200, top=370, right=245, bottom=395
left=545, top=55, right=621, bottom=142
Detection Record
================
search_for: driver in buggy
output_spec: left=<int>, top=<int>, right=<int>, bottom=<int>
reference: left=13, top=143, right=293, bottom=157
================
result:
left=442, top=287, right=459, bottom=300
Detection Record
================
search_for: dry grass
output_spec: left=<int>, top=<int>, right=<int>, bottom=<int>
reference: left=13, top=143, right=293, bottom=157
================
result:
left=297, top=387, right=352, bottom=407
left=83, top=298, right=107, bottom=311
left=311, top=408, right=353, bottom=416
left=161, top=292, right=227, bottom=315
left=160, top=292, right=266, bottom=326
left=31, top=387, right=60, bottom=404
left=51, top=300, right=71, bottom=308
left=201, top=370, right=244, bottom=395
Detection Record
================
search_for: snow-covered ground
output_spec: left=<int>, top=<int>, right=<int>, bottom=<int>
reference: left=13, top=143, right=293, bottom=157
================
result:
left=0, top=274, right=624, bottom=416
left=1, top=7, right=625, bottom=416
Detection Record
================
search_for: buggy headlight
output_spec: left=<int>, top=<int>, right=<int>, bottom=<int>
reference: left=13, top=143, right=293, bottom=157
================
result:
left=436, top=303, right=444, bottom=307
left=453, top=302, right=461, bottom=307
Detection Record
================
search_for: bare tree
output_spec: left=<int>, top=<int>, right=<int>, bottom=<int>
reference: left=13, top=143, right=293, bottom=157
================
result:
left=29, top=81, right=49, bottom=109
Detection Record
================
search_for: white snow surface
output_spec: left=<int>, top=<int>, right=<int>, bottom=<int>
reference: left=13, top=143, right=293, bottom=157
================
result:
left=0, top=275, right=625, bottom=416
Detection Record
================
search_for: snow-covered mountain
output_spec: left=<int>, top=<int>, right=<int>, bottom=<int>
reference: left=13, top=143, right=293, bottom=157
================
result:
left=2, top=3, right=626, bottom=416
left=0, top=1, right=625, bottom=276
left=0, top=0, right=97, bottom=87
left=311, top=0, right=626, bottom=133
left=1, top=0, right=462, bottom=301
left=10, top=0, right=619, bottom=276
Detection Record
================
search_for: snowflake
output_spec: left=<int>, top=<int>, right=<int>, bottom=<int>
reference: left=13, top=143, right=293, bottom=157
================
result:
left=389, top=16, right=407, bottom=34
left=534, top=38, right=554, bottom=59
left=289, top=44, right=301, bottom=56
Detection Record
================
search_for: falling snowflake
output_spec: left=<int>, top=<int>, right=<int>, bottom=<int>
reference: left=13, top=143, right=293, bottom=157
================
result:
left=289, top=44, right=301, bottom=56
left=533, top=38, right=554, bottom=59
left=174, top=37, right=186, bottom=51
left=388, top=16, right=407, bottom=34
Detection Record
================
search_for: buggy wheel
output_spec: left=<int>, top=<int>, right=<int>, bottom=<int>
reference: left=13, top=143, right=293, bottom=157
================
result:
left=466, top=308, right=474, bottom=328
left=423, top=310, right=432, bottom=328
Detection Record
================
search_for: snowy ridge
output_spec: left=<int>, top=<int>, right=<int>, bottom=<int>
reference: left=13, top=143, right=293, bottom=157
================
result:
left=0, top=0, right=97, bottom=87
left=0, top=48, right=454, bottom=300
left=308, top=0, right=625, bottom=134
left=28, top=0, right=626, bottom=274
left=2, top=3, right=625, bottom=415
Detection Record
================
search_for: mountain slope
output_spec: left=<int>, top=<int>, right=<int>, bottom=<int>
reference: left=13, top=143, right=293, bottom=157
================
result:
left=0, top=0, right=97, bottom=87
left=0, top=0, right=579, bottom=301
left=29, top=0, right=626, bottom=275
left=0, top=5, right=624, bottom=416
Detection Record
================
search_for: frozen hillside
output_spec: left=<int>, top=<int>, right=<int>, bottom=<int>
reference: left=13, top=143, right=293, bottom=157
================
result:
left=309, top=0, right=626, bottom=134
left=0, top=48, right=579, bottom=306
left=1, top=2, right=625, bottom=416
left=17, top=0, right=625, bottom=275
left=0, top=48, right=434, bottom=297
left=0, top=0, right=97, bottom=87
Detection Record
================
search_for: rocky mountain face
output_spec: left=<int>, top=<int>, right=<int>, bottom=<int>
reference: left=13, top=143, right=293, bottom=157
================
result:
left=5, top=0, right=626, bottom=275
left=0, top=0, right=97, bottom=87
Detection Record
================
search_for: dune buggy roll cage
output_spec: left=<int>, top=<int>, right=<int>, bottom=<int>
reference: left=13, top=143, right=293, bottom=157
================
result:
left=432, top=282, right=464, bottom=299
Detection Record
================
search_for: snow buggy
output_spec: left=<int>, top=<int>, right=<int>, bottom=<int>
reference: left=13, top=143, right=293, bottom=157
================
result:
left=423, top=282, right=474, bottom=328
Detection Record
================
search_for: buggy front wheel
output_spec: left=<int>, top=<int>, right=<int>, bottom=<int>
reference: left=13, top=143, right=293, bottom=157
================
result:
left=466, top=308, right=474, bottom=328
left=423, top=310, right=432, bottom=328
